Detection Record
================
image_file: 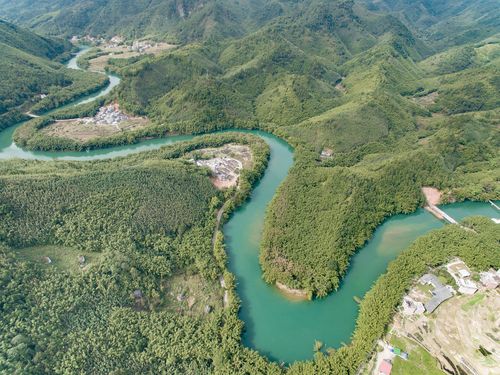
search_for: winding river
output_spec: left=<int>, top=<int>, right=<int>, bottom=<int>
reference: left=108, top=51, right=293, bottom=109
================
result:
left=0, top=49, right=498, bottom=363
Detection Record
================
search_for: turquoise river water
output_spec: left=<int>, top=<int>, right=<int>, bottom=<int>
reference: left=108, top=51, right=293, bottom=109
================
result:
left=0, top=49, right=497, bottom=364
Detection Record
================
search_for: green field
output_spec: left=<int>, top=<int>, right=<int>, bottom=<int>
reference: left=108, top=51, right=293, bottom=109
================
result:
left=461, top=293, right=486, bottom=312
left=13, top=245, right=101, bottom=274
left=389, top=336, right=444, bottom=375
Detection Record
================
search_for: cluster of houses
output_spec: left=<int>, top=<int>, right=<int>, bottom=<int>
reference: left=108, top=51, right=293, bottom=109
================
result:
left=71, top=34, right=158, bottom=53
left=82, top=103, right=129, bottom=127
left=401, top=259, right=499, bottom=316
left=71, top=34, right=106, bottom=45
left=376, top=259, right=499, bottom=374
left=129, top=40, right=157, bottom=53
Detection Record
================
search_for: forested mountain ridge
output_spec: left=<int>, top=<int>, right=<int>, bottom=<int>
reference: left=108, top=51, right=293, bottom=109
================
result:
left=99, top=0, right=499, bottom=296
left=6, top=0, right=499, bottom=296
left=0, top=0, right=499, bottom=373
left=0, top=0, right=302, bottom=41
left=0, top=19, right=70, bottom=59
left=1, top=0, right=498, bottom=49
left=0, top=20, right=108, bottom=130
left=361, top=0, right=500, bottom=49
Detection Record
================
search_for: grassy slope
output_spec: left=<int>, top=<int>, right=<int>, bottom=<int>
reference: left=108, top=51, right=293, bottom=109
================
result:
left=389, top=336, right=444, bottom=375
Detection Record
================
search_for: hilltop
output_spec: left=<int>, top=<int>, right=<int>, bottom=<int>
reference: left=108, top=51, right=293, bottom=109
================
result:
left=0, top=0, right=302, bottom=41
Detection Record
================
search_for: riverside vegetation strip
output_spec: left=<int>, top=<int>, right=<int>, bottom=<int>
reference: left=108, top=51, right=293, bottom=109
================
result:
left=0, top=0, right=499, bottom=373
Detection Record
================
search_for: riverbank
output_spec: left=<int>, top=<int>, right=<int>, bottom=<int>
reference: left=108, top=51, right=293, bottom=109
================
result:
left=275, top=282, right=311, bottom=301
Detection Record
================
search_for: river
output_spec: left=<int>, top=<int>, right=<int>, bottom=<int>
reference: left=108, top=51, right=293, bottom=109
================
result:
left=0, top=48, right=498, bottom=364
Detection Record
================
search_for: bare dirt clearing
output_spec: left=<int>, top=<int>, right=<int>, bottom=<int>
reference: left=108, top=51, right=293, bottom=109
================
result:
left=87, top=42, right=175, bottom=72
left=42, top=104, right=150, bottom=142
left=412, top=91, right=439, bottom=107
left=187, top=144, right=253, bottom=189
left=422, top=187, right=442, bottom=205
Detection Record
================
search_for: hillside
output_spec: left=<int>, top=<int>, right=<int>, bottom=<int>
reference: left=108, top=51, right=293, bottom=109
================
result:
left=0, top=133, right=273, bottom=374
left=0, top=0, right=302, bottom=41
left=100, top=0, right=498, bottom=296
left=9, top=0, right=500, bottom=296
left=1, top=0, right=499, bottom=373
left=0, top=20, right=108, bottom=130
left=362, top=0, right=500, bottom=49
left=0, top=19, right=70, bottom=59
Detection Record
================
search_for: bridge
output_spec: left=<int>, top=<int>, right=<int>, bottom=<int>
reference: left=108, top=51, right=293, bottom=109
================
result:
left=489, top=200, right=500, bottom=211
left=425, top=205, right=458, bottom=224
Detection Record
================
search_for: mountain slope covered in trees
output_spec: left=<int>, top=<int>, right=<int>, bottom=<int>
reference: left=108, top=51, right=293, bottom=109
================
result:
left=0, top=20, right=107, bottom=130
left=0, top=0, right=301, bottom=41
left=8, top=0, right=500, bottom=295
left=1, top=0, right=499, bottom=373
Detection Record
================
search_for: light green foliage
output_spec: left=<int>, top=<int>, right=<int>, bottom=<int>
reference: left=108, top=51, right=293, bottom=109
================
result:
left=0, top=20, right=108, bottom=130
left=389, top=336, right=444, bottom=375
left=0, top=0, right=300, bottom=41
left=0, top=133, right=274, bottom=374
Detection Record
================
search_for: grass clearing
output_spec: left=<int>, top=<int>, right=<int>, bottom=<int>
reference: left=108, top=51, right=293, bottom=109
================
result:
left=14, top=245, right=101, bottom=273
left=389, top=336, right=444, bottom=375
left=461, top=293, right=485, bottom=312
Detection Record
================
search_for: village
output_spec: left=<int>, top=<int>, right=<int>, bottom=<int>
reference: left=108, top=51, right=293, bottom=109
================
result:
left=372, top=259, right=500, bottom=375
left=71, top=34, right=176, bottom=72
left=42, top=103, right=150, bottom=142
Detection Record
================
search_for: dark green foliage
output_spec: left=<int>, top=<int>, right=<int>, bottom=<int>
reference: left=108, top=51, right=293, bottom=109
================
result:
left=0, top=20, right=108, bottom=128
left=0, top=0, right=499, bottom=373
left=0, top=0, right=302, bottom=41
left=261, top=151, right=447, bottom=296
left=0, top=133, right=275, bottom=374
left=362, top=0, right=500, bottom=49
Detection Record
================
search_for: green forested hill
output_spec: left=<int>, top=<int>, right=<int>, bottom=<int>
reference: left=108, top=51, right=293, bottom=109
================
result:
left=98, top=0, right=498, bottom=296
left=0, top=0, right=301, bottom=41
left=2, top=0, right=498, bottom=48
left=1, top=0, right=500, bottom=373
left=0, top=133, right=273, bottom=374
left=0, top=20, right=108, bottom=130
left=362, top=0, right=500, bottom=48
left=0, top=19, right=70, bottom=59
left=9, top=0, right=500, bottom=295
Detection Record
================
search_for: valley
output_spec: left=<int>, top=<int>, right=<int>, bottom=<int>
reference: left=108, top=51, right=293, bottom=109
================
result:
left=0, top=1, right=499, bottom=374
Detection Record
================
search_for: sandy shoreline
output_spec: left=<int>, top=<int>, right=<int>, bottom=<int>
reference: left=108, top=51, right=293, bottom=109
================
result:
left=276, top=281, right=310, bottom=300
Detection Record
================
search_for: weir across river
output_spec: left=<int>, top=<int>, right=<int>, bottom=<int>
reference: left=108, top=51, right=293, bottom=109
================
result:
left=425, top=204, right=458, bottom=224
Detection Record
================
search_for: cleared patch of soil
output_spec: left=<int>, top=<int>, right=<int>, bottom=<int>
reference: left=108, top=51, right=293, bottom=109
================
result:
left=422, top=187, right=442, bottom=206
left=42, top=106, right=150, bottom=142
left=88, top=42, right=175, bottom=72
left=391, top=289, right=499, bottom=375
left=412, top=91, right=439, bottom=107
left=188, top=144, right=253, bottom=189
